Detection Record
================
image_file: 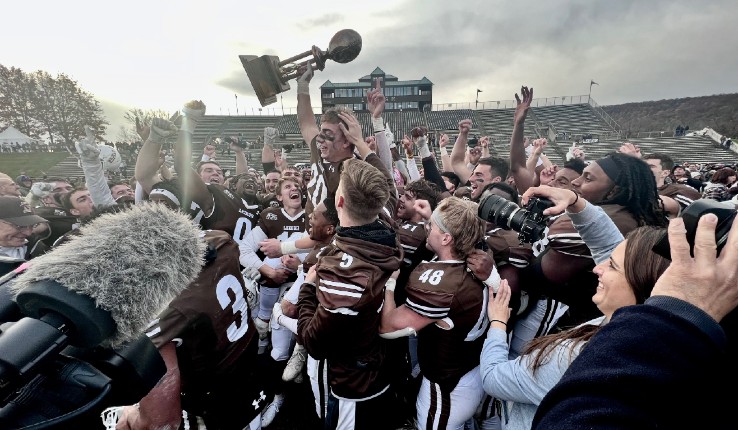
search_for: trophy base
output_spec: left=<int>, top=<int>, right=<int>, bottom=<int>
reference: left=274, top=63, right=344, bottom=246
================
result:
left=240, top=55, right=290, bottom=107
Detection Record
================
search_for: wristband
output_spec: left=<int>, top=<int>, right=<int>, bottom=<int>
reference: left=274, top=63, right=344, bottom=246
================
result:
left=280, top=241, right=299, bottom=255
left=490, top=319, right=507, bottom=326
left=372, top=117, right=385, bottom=133
left=567, top=193, right=580, bottom=208
left=297, top=81, right=310, bottom=96
left=483, top=265, right=501, bottom=293
left=385, top=278, right=397, bottom=292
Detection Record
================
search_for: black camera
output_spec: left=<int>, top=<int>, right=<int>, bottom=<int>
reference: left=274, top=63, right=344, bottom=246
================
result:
left=224, top=136, right=248, bottom=148
left=468, top=136, right=479, bottom=148
left=478, top=194, right=554, bottom=243
left=652, top=199, right=736, bottom=260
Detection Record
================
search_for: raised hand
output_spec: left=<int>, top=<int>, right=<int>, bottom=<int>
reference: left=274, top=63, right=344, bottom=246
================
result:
left=264, top=127, right=279, bottom=146
left=572, top=147, right=585, bottom=160
left=181, top=100, right=206, bottom=134
left=203, top=144, right=216, bottom=159
left=135, top=117, right=150, bottom=142
left=458, top=119, right=473, bottom=135
left=402, top=135, right=414, bottom=155
left=538, top=164, right=559, bottom=185
left=513, top=86, right=534, bottom=125
left=438, top=133, right=449, bottom=148
left=413, top=198, right=432, bottom=220
left=532, top=137, right=548, bottom=154
left=75, top=126, right=99, bottom=159
left=618, top=142, right=641, bottom=158
left=148, top=118, right=178, bottom=144
left=480, top=136, right=490, bottom=149
left=297, top=62, right=314, bottom=84
left=366, top=77, right=386, bottom=118
left=296, top=63, right=314, bottom=96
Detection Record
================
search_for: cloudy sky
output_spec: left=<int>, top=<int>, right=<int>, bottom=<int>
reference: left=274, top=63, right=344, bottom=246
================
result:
left=4, top=0, right=737, bottom=140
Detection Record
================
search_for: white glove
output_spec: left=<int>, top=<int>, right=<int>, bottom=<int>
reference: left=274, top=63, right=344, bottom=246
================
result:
left=148, top=118, right=178, bottom=144
left=272, top=301, right=284, bottom=326
left=30, top=182, right=55, bottom=197
left=296, top=63, right=313, bottom=95
left=75, top=126, right=100, bottom=160
left=264, top=127, right=279, bottom=146
left=180, top=100, right=206, bottom=134
left=414, top=136, right=431, bottom=158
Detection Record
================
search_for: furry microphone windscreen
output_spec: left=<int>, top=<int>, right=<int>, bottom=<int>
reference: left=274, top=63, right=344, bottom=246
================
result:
left=11, top=202, right=206, bottom=348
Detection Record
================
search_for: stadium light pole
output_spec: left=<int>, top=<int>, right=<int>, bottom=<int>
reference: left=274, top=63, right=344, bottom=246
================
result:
left=476, top=89, right=482, bottom=110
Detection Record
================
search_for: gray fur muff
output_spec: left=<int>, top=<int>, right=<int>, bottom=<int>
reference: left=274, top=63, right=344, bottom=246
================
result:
left=11, top=202, right=206, bottom=348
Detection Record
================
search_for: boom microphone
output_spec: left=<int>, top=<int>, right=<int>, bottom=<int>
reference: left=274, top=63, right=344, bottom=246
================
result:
left=10, top=202, right=207, bottom=348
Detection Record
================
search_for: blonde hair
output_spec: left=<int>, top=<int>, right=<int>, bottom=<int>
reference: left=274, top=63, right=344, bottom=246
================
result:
left=339, top=158, right=389, bottom=223
left=434, top=197, right=485, bottom=259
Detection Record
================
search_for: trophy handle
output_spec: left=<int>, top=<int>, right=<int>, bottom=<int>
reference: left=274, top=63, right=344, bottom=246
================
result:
left=281, top=46, right=327, bottom=81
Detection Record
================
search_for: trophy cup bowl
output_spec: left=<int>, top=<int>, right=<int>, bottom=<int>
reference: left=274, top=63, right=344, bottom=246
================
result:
left=239, top=29, right=362, bottom=107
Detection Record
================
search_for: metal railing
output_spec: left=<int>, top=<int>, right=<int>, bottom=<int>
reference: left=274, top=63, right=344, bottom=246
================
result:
left=587, top=97, right=622, bottom=135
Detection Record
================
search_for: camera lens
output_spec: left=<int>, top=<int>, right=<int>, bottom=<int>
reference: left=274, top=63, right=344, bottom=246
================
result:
left=478, top=194, right=522, bottom=229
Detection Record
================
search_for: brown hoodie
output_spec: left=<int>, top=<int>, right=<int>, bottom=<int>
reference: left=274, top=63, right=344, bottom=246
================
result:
left=298, top=221, right=403, bottom=400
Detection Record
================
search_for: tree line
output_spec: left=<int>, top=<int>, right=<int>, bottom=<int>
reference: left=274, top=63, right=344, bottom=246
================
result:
left=0, top=65, right=108, bottom=146
left=603, top=93, right=738, bottom=139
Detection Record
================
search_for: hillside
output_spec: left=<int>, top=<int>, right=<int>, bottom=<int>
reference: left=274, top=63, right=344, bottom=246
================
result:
left=602, top=93, right=738, bottom=138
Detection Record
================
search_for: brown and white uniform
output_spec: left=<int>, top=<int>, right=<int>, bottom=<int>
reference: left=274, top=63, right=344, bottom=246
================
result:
left=406, top=260, right=489, bottom=429
left=146, top=230, right=267, bottom=429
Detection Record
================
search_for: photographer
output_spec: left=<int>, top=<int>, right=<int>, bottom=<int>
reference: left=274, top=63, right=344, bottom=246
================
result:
left=502, top=155, right=668, bottom=352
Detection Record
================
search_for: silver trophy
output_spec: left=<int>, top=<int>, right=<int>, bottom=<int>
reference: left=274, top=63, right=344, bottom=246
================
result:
left=239, top=29, right=362, bottom=106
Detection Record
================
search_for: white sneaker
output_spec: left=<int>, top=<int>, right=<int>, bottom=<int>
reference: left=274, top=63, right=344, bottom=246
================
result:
left=282, top=343, right=307, bottom=382
left=254, top=317, right=270, bottom=340
left=260, top=393, right=285, bottom=428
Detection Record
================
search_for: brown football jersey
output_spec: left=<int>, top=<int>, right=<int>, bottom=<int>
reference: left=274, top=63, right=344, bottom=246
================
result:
left=659, top=183, right=702, bottom=209
left=305, top=136, right=398, bottom=223
left=485, top=227, right=533, bottom=268
left=406, top=260, right=488, bottom=390
left=256, top=207, right=306, bottom=242
left=305, top=135, right=348, bottom=220
left=147, top=230, right=258, bottom=394
left=298, top=225, right=403, bottom=400
left=188, top=184, right=261, bottom=246
left=397, top=220, right=429, bottom=268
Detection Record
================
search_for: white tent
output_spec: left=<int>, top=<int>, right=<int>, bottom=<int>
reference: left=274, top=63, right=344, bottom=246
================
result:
left=0, top=126, right=36, bottom=146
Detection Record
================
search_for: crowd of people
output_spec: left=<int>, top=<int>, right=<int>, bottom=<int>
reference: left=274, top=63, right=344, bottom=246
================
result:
left=1, top=68, right=738, bottom=430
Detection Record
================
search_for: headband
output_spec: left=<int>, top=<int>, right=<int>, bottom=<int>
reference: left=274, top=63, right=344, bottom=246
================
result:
left=149, top=188, right=180, bottom=207
left=596, top=156, right=620, bottom=183
left=431, top=209, right=451, bottom=235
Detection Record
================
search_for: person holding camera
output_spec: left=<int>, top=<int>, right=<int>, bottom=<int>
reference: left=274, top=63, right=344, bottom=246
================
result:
left=480, top=185, right=670, bottom=429
left=532, top=213, right=738, bottom=429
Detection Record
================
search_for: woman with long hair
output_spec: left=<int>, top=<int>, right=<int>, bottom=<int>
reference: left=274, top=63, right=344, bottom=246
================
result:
left=480, top=186, right=671, bottom=430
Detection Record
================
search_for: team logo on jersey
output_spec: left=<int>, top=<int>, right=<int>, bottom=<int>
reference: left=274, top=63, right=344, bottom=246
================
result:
left=266, top=212, right=278, bottom=221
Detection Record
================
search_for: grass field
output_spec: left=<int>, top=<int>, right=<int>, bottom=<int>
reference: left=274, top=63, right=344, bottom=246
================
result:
left=0, top=152, right=70, bottom=178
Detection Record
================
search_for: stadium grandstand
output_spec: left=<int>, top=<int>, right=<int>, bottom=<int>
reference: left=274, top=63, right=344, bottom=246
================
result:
left=40, top=94, right=736, bottom=179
